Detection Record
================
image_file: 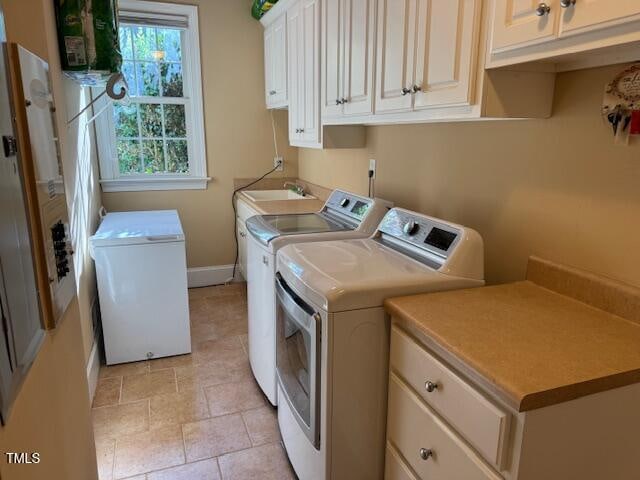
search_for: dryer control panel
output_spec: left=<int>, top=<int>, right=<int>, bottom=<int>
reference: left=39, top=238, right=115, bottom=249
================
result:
left=323, top=190, right=373, bottom=223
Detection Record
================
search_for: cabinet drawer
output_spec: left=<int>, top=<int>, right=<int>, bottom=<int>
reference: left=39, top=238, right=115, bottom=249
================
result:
left=390, top=326, right=509, bottom=466
left=385, top=444, right=418, bottom=480
left=387, top=374, right=502, bottom=480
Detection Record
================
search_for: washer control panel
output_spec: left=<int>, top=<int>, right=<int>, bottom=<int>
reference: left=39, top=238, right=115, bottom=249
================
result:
left=377, top=208, right=461, bottom=258
left=324, top=190, right=373, bottom=222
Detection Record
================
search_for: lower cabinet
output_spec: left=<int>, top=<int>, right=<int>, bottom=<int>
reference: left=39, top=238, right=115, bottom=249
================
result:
left=386, top=322, right=640, bottom=480
left=236, top=197, right=259, bottom=280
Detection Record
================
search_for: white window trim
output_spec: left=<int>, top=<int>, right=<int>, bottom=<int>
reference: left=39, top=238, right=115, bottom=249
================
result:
left=95, top=0, right=209, bottom=193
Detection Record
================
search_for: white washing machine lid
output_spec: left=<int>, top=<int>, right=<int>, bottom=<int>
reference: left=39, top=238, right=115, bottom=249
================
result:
left=90, top=210, right=184, bottom=249
left=277, top=238, right=483, bottom=313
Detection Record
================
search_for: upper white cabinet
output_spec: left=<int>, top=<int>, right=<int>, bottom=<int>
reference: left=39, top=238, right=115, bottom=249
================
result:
left=376, top=0, right=480, bottom=114
left=489, top=0, right=640, bottom=68
left=264, top=12, right=288, bottom=109
left=288, top=0, right=322, bottom=148
left=322, top=0, right=376, bottom=119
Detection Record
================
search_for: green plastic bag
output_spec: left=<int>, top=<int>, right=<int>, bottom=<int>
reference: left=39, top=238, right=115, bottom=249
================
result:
left=54, top=0, right=122, bottom=86
left=251, top=0, right=279, bottom=20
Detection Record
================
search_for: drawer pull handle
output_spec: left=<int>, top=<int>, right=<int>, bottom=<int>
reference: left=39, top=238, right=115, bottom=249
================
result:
left=419, top=448, right=433, bottom=461
left=425, top=381, right=439, bottom=393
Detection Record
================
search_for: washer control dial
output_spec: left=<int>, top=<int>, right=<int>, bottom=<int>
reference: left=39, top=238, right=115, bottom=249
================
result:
left=340, top=198, right=350, bottom=208
left=403, top=221, right=420, bottom=236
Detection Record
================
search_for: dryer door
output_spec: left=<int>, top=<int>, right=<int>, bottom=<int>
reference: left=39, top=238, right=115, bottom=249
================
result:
left=275, top=273, right=321, bottom=450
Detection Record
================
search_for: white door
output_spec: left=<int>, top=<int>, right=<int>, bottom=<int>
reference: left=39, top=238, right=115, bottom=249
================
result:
left=322, top=0, right=344, bottom=118
left=300, top=0, right=322, bottom=145
left=264, top=21, right=276, bottom=106
left=375, top=0, right=418, bottom=113
left=246, top=236, right=278, bottom=405
left=491, top=0, right=559, bottom=53
left=271, top=13, right=288, bottom=106
left=342, top=0, right=376, bottom=116
left=287, top=1, right=304, bottom=142
left=558, top=0, right=640, bottom=38
left=413, top=0, right=480, bottom=110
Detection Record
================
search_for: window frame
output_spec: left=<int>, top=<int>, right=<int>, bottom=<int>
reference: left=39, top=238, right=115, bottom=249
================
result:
left=95, top=0, right=208, bottom=192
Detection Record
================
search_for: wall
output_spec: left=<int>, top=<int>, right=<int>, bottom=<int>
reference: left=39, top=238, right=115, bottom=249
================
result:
left=0, top=0, right=100, bottom=477
left=299, top=65, right=640, bottom=288
left=103, top=0, right=298, bottom=269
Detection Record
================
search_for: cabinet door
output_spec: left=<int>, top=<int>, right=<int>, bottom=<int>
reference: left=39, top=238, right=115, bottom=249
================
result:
left=322, top=0, right=344, bottom=118
left=237, top=221, right=248, bottom=279
left=271, top=14, right=288, bottom=107
left=300, top=0, right=322, bottom=145
left=375, top=0, right=418, bottom=113
left=264, top=23, right=276, bottom=107
left=287, top=1, right=304, bottom=142
left=559, top=0, right=640, bottom=38
left=491, top=0, right=559, bottom=53
left=413, top=0, right=480, bottom=109
left=343, top=0, right=376, bottom=116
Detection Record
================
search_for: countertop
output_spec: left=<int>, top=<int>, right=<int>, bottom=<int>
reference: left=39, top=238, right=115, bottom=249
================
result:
left=238, top=191, right=325, bottom=215
left=385, top=258, right=640, bottom=412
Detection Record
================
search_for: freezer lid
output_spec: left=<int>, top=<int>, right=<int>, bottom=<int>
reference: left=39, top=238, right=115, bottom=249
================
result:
left=90, top=210, right=185, bottom=248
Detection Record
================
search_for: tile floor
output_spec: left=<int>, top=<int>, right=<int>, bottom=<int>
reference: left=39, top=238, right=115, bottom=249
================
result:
left=92, top=283, right=297, bottom=480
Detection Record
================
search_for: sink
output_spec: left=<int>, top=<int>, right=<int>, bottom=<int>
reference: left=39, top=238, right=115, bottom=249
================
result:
left=242, top=190, right=315, bottom=202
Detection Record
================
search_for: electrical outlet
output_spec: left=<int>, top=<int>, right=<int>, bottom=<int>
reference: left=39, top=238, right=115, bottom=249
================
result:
left=369, top=159, right=377, bottom=179
left=274, top=156, right=284, bottom=172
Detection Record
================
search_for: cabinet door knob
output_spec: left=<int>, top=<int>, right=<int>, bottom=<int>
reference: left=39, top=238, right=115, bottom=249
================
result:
left=560, top=0, right=576, bottom=7
left=341, top=98, right=348, bottom=104
left=299, top=128, right=305, bottom=133
left=425, top=381, right=439, bottom=393
left=269, top=90, right=277, bottom=95
left=419, top=448, right=433, bottom=461
left=535, top=3, right=551, bottom=16
left=401, top=87, right=411, bottom=96
left=411, top=85, right=422, bottom=94
left=336, top=99, right=342, bottom=105
left=262, top=256, right=269, bottom=265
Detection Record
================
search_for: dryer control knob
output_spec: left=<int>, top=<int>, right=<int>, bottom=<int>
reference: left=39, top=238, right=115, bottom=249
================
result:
left=340, top=198, right=350, bottom=208
left=403, top=221, right=420, bottom=236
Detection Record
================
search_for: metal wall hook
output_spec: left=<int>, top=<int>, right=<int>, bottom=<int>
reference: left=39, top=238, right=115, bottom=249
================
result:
left=67, top=72, right=129, bottom=126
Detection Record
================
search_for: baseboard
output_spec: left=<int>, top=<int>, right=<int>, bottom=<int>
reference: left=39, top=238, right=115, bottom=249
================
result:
left=187, top=265, right=243, bottom=288
left=86, top=336, right=101, bottom=404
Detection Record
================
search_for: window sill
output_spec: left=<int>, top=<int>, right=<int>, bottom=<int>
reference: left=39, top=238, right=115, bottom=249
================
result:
left=100, top=176, right=211, bottom=193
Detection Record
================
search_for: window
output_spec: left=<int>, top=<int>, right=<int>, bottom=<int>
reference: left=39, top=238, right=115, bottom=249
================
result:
left=96, top=0, right=207, bottom=192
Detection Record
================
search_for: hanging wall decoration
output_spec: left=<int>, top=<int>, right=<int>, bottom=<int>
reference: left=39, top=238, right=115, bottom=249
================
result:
left=602, top=63, right=640, bottom=145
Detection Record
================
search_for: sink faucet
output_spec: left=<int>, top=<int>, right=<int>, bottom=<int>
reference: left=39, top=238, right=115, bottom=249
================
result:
left=284, top=181, right=305, bottom=196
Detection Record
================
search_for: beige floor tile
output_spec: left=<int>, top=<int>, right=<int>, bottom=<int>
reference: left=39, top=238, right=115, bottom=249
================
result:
left=121, top=369, right=177, bottom=403
left=238, top=334, right=248, bottom=356
left=93, top=377, right=123, bottom=408
left=182, top=414, right=251, bottom=462
left=100, top=361, right=149, bottom=379
left=149, top=389, right=210, bottom=430
left=113, top=425, right=185, bottom=479
left=95, top=438, right=115, bottom=480
left=149, top=354, right=194, bottom=372
left=176, top=358, right=252, bottom=392
left=218, top=443, right=295, bottom=480
left=241, top=406, right=280, bottom=447
left=147, top=458, right=220, bottom=480
left=204, top=380, right=265, bottom=417
left=190, top=316, right=247, bottom=344
left=192, top=336, right=245, bottom=365
left=93, top=401, right=149, bottom=442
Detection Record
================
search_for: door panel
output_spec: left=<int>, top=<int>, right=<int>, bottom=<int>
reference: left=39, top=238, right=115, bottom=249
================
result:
left=264, top=24, right=275, bottom=106
left=559, top=0, right=640, bottom=38
left=271, top=14, right=288, bottom=106
left=491, top=0, right=559, bottom=53
left=287, top=2, right=303, bottom=141
left=322, top=0, right=344, bottom=118
left=301, top=0, right=321, bottom=144
left=375, top=0, right=417, bottom=113
left=413, top=0, right=479, bottom=109
left=343, top=0, right=376, bottom=116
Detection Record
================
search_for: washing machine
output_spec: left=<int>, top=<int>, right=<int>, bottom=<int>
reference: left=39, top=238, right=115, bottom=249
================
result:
left=275, top=208, right=485, bottom=480
left=245, top=189, right=392, bottom=405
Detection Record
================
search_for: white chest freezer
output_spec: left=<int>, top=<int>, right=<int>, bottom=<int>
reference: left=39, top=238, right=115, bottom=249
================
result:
left=90, top=210, right=191, bottom=365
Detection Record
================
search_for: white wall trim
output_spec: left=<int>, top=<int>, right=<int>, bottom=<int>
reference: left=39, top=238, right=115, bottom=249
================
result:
left=187, top=265, right=242, bottom=288
left=86, top=337, right=101, bottom=404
